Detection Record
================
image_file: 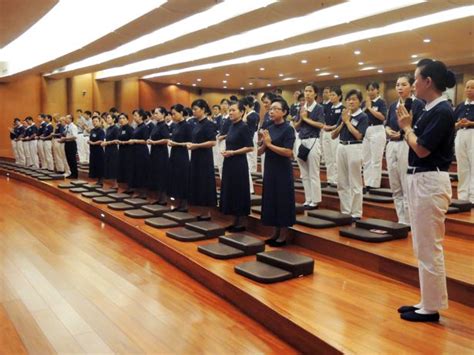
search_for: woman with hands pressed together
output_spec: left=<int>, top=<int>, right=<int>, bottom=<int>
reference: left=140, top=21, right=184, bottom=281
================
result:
left=102, top=113, right=120, bottom=188
left=219, top=100, right=254, bottom=232
left=116, top=114, right=134, bottom=193
left=396, top=59, right=456, bottom=323
left=87, top=116, right=105, bottom=185
left=259, top=97, right=296, bottom=247
left=187, top=99, right=217, bottom=220
left=147, top=107, right=170, bottom=205
left=331, top=89, right=368, bottom=221
left=129, top=109, right=151, bottom=198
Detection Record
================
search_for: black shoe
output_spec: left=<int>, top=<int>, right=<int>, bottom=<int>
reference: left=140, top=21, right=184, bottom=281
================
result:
left=264, top=237, right=278, bottom=245
left=352, top=217, right=361, bottom=223
left=197, top=215, right=211, bottom=221
left=400, top=311, right=440, bottom=322
left=226, top=225, right=246, bottom=232
left=397, top=305, right=419, bottom=313
left=304, top=204, right=318, bottom=210
left=157, top=201, right=167, bottom=206
left=177, top=207, right=188, bottom=212
left=123, top=190, right=134, bottom=194
left=267, top=239, right=287, bottom=247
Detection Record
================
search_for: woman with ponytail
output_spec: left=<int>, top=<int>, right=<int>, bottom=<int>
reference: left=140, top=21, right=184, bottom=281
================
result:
left=396, top=58, right=457, bottom=322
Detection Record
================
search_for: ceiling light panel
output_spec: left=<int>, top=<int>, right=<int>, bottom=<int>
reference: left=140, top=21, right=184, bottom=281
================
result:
left=98, top=0, right=424, bottom=79
left=0, top=0, right=167, bottom=77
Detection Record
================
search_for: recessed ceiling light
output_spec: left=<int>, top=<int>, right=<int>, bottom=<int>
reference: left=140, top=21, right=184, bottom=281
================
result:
left=279, top=73, right=284, bottom=77
left=176, top=82, right=181, bottom=85
left=249, top=82, right=254, bottom=86
left=377, top=69, right=383, bottom=73
left=267, top=83, right=272, bottom=87
left=196, top=78, right=202, bottom=81
left=423, top=38, right=431, bottom=43
left=223, top=86, right=227, bottom=89
left=358, top=61, right=364, bottom=65
left=260, top=67, right=265, bottom=71
left=354, top=50, right=361, bottom=55
left=360, top=66, right=376, bottom=71
left=411, top=54, right=418, bottom=58
left=297, top=79, right=302, bottom=83
left=282, top=77, right=295, bottom=81
left=301, top=59, right=308, bottom=64
left=225, top=73, right=230, bottom=76
left=192, top=83, right=196, bottom=86
left=222, top=80, right=227, bottom=83
left=315, top=68, right=321, bottom=71
left=334, top=75, right=339, bottom=78
left=240, top=87, right=245, bottom=90
left=317, top=72, right=331, bottom=76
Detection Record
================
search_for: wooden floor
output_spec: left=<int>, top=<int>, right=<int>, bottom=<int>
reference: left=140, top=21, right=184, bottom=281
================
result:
left=1, top=169, right=473, bottom=354
left=0, top=176, right=295, bottom=354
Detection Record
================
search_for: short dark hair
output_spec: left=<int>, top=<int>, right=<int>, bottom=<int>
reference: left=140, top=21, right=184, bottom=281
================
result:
left=330, top=86, right=343, bottom=100
left=417, top=58, right=456, bottom=92
left=191, top=99, right=211, bottom=115
left=242, top=95, right=255, bottom=108
left=233, top=100, right=246, bottom=113
left=271, top=97, right=290, bottom=118
left=229, top=95, right=239, bottom=102
left=345, top=89, right=363, bottom=102
left=25, top=116, right=33, bottom=122
left=261, top=92, right=276, bottom=102
left=398, top=74, right=415, bottom=86
left=297, top=93, right=305, bottom=101
left=366, top=81, right=380, bottom=90
left=171, top=104, right=185, bottom=114
left=132, top=108, right=147, bottom=120
left=109, top=107, right=119, bottom=113
left=13, top=118, right=20, bottom=123
left=212, top=104, right=221, bottom=110
left=220, top=98, right=231, bottom=105
left=84, top=110, right=92, bottom=116
left=305, top=83, right=319, bottom=96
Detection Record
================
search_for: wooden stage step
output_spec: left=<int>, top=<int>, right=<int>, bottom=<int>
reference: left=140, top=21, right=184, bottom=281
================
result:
left=1, top=167, right=473, bottom=354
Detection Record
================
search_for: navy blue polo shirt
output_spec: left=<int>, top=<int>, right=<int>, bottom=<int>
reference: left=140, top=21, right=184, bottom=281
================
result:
left=326, top=103, right=344, bottom=126
left=295, top=102, right=325, bottom=139
left=220, top=116, right=232, bottom=136
left=15, top=126, right=25, bottom=138
left=246, top=111, right=259, bottom=136
left=25, top=125, right=38, bottom=138
left=336, top=110, right=369, bottom=141
left=362, top=97, right=387, bottom=126
left=289, top=103, right=300, bottom=118
left=42, top=123, right=53, bottom=138
left=386, top=98, right=425, bottom=134
left=322, top=101, right=332, bottom=120
left=38, top=122, right=46, bottom=136
left=454, top=101, right=474, bottom=126
left=409, top=99, right=455, bottom=170
left=261, top=112, right=272, bottom=130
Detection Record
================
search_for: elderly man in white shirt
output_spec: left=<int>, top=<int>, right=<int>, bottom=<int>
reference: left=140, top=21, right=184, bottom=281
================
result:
left=59, top=114, right=79, bottom=179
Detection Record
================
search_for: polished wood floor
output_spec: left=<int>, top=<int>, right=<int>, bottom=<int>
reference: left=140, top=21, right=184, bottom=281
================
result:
left=0, top=176, right=295, bottom=354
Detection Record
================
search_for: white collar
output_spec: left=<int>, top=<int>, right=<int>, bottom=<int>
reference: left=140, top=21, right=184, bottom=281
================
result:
left=304, top=100, right=317, bottom=112
left=351, top=108, right=363, bottom=117
left=372, top=96, right=381, bottom=103
left=465, top=99, right=474, bottom=105
left=332, top=102, right=342, bottom=109
left=424, top=96, right=447, bottom=111
left=323, top=100, right=331, bottom=105
left=248, top=110, right=255, bottom=114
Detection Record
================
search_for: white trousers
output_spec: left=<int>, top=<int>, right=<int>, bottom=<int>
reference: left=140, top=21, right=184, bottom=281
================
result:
left=216, top=139, right=225, bottom=179
left=77, top=134, right=89, bottom=163
left=386, top=140, right=410, bottom=225
left=247, top=132, right=258, bottom=174
left=16, top=141, right=26, bottom=166
left=362, top=125, right=386, bottom=188
left=59, top=142, right=70, bottom=175
left=52, top=139, right=63, bottom=172
left=27, top=140, right=40, bottom=168
left=407, top=171, right=451, bottom=310
left=455, top=129, right=474, bottom=202
left=37, top=139, right=46, bottom=169
left=337, top=143, right=363, bottom=217
left=296, top=138, right=322, bottom=205
left=43, top=140, right=54, bottom=171
left=11, top=140, right=18, bottom=163
left=322, top=130, right=339, bottom=184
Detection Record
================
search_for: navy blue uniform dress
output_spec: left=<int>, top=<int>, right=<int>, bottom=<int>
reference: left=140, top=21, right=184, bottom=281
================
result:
left=189, top=118, right=217, bottom=207
left=261, top=121, right=296, bottom=227
left=220, top=120, right=253, bottom=216
left=148, top=121, right=170, bottom=192
left=104, top=125, right=120, bottom=179
left=88, top=127, right=105, bottom=179
left=117, top=124, right=134, bottom=184
left=168, top=120, right=192, bottom=199
left=129, top=123, right=150, bottom=188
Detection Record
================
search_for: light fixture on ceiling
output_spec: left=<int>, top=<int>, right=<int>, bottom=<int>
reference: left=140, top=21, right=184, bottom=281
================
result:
left=176, top=82, right=181, bottom=85
left=279, top=73, right=284, bottom=77
left=315, top=68, right=321, bottom=71
left=361, top=66, right=376, bottom=71
left=301, top=59, right=308, bottom=64
left=222, top=80, right=227, bottom=83
left=99, top=0, right=424, bottom=79
left=141, top=5, right=474, bottom=81
left=297, top=79, right=302, bottom=83
left=223, top=86, right=227, bottom=89
left=282, top=77, right=295, bottom=81
left=240, top=87, right=245, bottom=90
left=225, top=73, right=230, bottom=76
left=358, top=61, right=364, bottom=65
left=44, top=0, right=276, bottom=77
left=377, top=69, right=383, bottom=73
left=192, top=83, right=197, bottom=86
left=334, top=75, right=339, bottom=78
left=249, top=82, right=254, bottom=85
left=259, top=67, right=265, bottom=71
left=317, top=72, right=331, bottom=76
left=267, top=83, right=272, bottom=87
left=411, top=54, right=418, bottom=58
left=197, top=78, right=202, bottom=81
left=1, top=0, right=168, bottom=78
left=354, top=50, right=361, bottom=55
left=423, top=38, right=431, bottom=43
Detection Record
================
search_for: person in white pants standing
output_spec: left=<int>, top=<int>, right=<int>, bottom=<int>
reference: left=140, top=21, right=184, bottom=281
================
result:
left=362, top=82, right=387, bottom=190
left=322, top=87, right=343, bottom=186
left=454, top=79, right=474, bottom=203
left=294, top=83, right=325, bottom=210
left=386, top=75, right=425, bottom=225
left=36, top=114, right=47, bottom=169
left=397, top=58, right=456, bottom=323
left=11, top=119, right=26, bottom=165
left=243, top=96, right=259, bottom=194
left=216, top=99, right=231, bottom=179
left=24, top=117, right=40, bottom=168
left=9, top=119, right=20, bottom=163
left=40, top=114, right=55, bottom=171
left=332, top=89, right=369, bottom=220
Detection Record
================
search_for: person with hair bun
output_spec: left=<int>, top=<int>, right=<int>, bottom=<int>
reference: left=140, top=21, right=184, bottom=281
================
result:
left=129, top=109, right=150, bottom=197
left=102, top=113, right=120, bottom=188
left=396, top=58, right=457, bottom=322
left=220, top=100, right=254, bottom=231
left=187, top=99, right=217, bottom=219
left=259, top=97, right=296, bottom=246
left=362, top=81, right=388, bottom=190
left=87, top=116, right=105, bottom=185
left=454, top=79, right=474, bottom=203
left=258, top=92, right=277, bottom=177
left=117, top=113, right=134, bottom=192
left=386, top=74, right=425, bottom=225
left=331, top=89, right=368, bottom=220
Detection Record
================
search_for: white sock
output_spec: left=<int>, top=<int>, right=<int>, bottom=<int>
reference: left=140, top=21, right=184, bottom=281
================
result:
left=415, top=308, right=437, bottom=315
left=413, top=303, right=422, bottom=308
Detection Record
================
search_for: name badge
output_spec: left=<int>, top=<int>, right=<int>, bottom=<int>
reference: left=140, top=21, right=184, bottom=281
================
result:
left=92, top=133, right=96, bottom=138
left=373, top=106, right=379, bottom=112
left=350, top=118, right=359, bottom=127
left=335, top=109, right=341, bottom=114
left=122, top=130, right=126, bottom=134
